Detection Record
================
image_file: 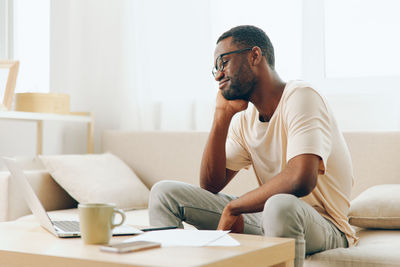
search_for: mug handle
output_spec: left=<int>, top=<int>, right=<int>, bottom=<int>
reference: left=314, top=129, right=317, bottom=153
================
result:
left=111, top=208, right=126, bottom=229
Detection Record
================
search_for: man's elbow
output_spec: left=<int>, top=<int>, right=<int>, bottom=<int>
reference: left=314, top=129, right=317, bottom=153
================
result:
left=200, top=184, right=220, bottom=194
left=291, top=174, right=317, bottom=197
left=200, top=180, right=221, bottom=194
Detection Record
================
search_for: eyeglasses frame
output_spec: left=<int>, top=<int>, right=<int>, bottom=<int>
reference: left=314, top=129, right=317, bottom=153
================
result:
left=212, top=47, right=253, bottom=77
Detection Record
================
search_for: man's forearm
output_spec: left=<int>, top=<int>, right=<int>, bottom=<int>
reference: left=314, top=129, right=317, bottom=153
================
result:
left=226, top=172, right=289, bottom=216
left=200, top=109, right=234, bottom=193
left=226, top=154, right=320, bottom=215
left=217, top=170, right=293, bottom=232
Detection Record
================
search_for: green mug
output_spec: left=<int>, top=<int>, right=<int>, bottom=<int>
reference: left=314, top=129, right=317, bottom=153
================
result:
left=78, top=203, right=125, bottom=244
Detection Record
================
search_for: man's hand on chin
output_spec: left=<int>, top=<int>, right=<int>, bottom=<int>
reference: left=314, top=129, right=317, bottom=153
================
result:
left=216, top=90, right=248, bottom=116
left=217, top=204, right=244, bottom=233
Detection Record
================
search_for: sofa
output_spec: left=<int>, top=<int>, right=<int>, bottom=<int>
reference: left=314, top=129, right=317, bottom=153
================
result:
left=1, top=131, right=400, bottom=266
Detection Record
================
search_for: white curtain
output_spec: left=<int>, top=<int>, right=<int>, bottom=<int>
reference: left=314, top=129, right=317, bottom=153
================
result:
left=129, top=0, right=215, bottom=131
left=50, top=0, right=302, bottom=138
left=128, top=0, right=302, bottom=131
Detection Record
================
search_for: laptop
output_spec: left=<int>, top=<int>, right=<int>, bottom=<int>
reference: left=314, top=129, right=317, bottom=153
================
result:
left=3, top=157, right=143, bottom=238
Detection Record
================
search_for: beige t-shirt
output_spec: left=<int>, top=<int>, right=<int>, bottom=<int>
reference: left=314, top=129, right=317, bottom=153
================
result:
left=226, top=80, right=358, bottom=246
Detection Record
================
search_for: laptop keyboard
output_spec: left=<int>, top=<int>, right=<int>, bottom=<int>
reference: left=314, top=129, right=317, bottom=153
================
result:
left=53, top=221, right=80, bottom=232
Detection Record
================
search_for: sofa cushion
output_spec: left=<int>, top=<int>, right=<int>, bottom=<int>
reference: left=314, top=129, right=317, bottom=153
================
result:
left=39, top=153, right=149, bottom=210
left=305, top=229, right=400, bottom=267
left=349, top=184, right=400, bottom=229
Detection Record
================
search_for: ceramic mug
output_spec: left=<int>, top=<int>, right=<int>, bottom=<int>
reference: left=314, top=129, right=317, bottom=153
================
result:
left=78, top=203, right=125, bottom=244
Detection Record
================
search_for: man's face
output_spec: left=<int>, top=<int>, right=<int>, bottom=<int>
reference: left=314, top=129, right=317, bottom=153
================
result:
left=213, top=37, right=255, bottom=101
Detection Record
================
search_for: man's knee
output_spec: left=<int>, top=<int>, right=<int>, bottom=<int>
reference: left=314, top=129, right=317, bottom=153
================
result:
left=149, top=180, right=191, bottom=227
left=150, top=180, right=177, bottom=196
left=262, top=194, right=304, bottom=237
left=150, top=180, right=183, bottom=204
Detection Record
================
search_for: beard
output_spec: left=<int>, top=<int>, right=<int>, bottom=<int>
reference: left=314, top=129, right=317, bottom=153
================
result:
left=221, top=63, right=255, bottom=101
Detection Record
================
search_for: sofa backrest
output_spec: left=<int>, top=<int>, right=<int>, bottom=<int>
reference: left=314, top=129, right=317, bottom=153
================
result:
left=103, top=131, right=400, bottom=200
left=102, top=131, right=259, bottom=197
left=343, top=131, right=400, bottom=199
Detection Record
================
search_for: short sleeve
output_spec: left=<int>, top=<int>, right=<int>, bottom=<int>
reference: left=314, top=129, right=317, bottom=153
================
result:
left=225, top=112, right=252, bottom=171
left=284, top=87, right=332, bottom=174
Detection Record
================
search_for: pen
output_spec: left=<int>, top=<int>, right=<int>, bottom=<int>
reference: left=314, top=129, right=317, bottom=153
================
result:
left=141, top=226, right=178, bottom=232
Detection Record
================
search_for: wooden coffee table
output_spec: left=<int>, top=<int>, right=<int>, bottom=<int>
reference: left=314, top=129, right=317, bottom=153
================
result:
left=0, top=220, right=294, bottom=267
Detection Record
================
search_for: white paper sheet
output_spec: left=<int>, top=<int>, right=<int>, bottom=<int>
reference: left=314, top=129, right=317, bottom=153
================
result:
left=123, top=229, right=239, bottom=247
left=206, top=234, right=240, bottom=246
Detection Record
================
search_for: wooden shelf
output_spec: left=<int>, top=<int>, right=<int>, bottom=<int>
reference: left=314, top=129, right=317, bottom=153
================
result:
left=0, top=111, right=92, bottom=122
left=0, top=111, right=94, bottom=154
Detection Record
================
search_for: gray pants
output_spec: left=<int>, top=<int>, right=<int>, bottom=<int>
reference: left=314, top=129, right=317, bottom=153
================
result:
left=149, top=180, right=348, bottom=267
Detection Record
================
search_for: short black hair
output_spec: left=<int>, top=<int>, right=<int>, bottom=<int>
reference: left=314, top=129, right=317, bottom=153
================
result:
left=217, top=25, right=275, bottom=69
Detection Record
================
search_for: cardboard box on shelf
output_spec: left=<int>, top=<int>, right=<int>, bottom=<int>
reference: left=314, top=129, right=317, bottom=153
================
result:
left=15, top=93, right=70, bottom=114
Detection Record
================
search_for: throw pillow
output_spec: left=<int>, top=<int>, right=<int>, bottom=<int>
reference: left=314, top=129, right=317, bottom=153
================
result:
left=349, top=184, right=400, bottom=229
left=39, top=153, right=149, bottom=210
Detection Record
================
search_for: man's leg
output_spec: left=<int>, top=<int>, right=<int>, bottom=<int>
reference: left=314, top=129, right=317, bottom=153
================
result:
left=262, top=194, right=348, bottom=267
left=149, top=180, right=262, bottom=234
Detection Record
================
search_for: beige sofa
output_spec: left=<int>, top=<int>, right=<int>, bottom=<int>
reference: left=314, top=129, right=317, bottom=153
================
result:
left=1, top=131, right=400, bottom=266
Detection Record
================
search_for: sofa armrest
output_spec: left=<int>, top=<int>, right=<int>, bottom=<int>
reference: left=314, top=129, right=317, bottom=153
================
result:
left=0, top=170, right=77, bottom=222
left=0, top=173, right=8, bottom=221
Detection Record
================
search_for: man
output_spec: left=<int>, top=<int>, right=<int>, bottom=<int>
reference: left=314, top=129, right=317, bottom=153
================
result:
left=149, top=25, right=357, bottom=266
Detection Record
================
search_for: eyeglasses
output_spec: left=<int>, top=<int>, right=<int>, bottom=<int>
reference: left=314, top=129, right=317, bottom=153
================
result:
left=212, top=47, right=252, bottom=77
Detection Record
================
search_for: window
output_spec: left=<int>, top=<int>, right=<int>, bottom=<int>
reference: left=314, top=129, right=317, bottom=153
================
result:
left=0, top=0, right=12, bottom=59
left=325, top=0, right=400, bottom=78
left=13, top=0, right=50, bottom=93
